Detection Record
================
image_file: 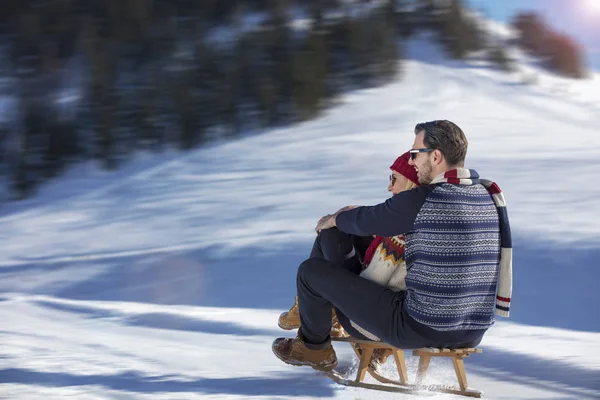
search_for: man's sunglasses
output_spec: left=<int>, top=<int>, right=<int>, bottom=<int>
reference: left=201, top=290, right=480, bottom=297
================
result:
left=409, top=148, right=434, bottom=160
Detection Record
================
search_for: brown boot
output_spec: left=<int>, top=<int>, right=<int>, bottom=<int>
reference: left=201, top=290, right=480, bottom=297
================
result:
left=278, top=299, right=347, bottom=338
left=352, top=345, right=393, bottom=369
left=330, top=311, right=349, bottom=338
left=372, top=348, right=393, bottom=366
left=278, top=297, right=300, bottom=330
left=272, top=333, right=337, bottom=372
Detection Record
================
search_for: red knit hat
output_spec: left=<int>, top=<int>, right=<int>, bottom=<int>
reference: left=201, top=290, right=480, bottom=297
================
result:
left=390, top=151, right=419, bottom=185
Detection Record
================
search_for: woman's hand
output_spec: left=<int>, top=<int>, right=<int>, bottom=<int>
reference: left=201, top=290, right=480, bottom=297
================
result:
left=314, top=205, right=359, bottom=233
left=335, top=205, right=358, bottom=214
left=315, top=214, right=335, bottom=233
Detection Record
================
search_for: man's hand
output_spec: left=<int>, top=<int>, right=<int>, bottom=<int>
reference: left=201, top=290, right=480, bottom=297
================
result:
left=315, top=205, right=360, bottom=233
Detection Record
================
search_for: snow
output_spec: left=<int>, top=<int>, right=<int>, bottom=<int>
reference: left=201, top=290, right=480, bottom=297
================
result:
left=1, top=33, right=600, bottom=400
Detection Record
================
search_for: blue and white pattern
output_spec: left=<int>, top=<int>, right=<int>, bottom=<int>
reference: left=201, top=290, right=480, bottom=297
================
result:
left=405, top=183, right=501, bottom=331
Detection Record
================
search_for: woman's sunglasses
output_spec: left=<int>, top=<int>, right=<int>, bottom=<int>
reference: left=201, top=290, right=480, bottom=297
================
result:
left=409, top=148, right=434, bottom=160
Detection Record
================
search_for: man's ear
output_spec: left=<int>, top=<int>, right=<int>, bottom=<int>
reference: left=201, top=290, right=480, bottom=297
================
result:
left=433, top=149, right=444, bottom=165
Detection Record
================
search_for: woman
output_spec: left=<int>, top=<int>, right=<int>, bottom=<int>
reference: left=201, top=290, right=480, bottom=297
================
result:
left=278, top=151, right=419, bottom=355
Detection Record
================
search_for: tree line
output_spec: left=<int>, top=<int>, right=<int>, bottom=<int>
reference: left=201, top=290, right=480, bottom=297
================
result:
left=0, top=0, right=585, bottom=199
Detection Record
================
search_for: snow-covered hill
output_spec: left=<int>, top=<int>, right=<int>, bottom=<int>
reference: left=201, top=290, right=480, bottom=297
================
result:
left=1, top=35, right=600, bottom=399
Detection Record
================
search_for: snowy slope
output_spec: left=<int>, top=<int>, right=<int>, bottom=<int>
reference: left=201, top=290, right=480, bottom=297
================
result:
left=1, top=36, right=600, bottom=400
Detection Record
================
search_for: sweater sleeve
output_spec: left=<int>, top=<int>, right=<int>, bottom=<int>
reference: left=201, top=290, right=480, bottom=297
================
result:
left=335, top=185, right=430, bottom=237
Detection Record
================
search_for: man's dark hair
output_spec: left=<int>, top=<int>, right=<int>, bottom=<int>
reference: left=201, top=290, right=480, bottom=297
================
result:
left=414, top=120, right=468, bottom=167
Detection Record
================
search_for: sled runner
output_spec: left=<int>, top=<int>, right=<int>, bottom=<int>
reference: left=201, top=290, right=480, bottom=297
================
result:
left=327, top=337, right=483, bottom=398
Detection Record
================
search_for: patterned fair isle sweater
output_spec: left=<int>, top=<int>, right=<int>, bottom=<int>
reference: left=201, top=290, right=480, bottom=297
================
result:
left=404, top=183, right=501, bottom=331
left=360, top=236, right=408, bottom=291
left=336, top=172, right=506, bottom=332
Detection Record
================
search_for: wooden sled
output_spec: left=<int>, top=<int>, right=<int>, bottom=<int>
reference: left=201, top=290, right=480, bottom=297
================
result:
left=326, top=337, right=483, bottom=398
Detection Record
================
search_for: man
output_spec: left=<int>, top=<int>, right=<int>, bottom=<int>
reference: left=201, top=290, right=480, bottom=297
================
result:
left=272, top=120, right=512, bottom=372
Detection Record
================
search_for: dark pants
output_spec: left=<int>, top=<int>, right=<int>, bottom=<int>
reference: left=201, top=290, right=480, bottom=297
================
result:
left=309, top=227, right=364, bottom=275
left=298, top=233, right=486, bottom=350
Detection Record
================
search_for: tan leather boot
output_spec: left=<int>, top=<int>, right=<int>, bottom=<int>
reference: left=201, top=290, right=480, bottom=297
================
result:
left=330, top=310, right=349, bottom=338
left=272, top=333, right=338, bottom=371
left=372, top=348, right=394, bottom=366
left=278, top=297, right=300, bottom=330
left=278, top=297, right=345, bottom=336
left=352, top=344, right=393, bottom=369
